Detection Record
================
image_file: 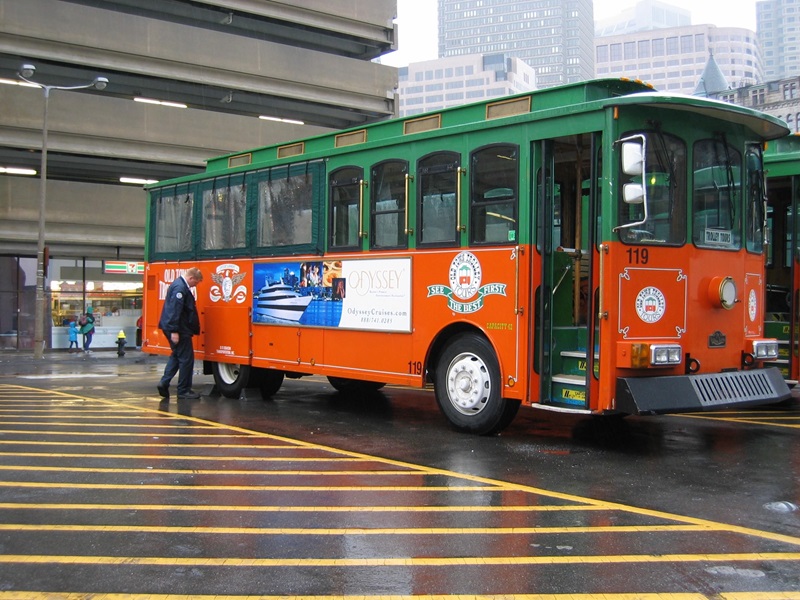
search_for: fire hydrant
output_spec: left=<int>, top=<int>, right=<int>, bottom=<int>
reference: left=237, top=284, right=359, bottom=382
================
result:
left=116, top=330, right=126, bottom=357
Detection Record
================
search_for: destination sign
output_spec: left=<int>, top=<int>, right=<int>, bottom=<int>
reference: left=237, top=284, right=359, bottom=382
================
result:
left=704, top=229, right=732, bottom=245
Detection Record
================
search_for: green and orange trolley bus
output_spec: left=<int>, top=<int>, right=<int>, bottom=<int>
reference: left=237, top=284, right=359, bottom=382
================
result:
left=142, top=78, right=792, bottom=434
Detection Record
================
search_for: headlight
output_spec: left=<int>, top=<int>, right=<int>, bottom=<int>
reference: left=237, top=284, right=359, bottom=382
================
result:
left=752, top=340, right=779, bottom=360
left=708, top=276, right=737, bottom=310
left=650, top=344, right=683, bottom=365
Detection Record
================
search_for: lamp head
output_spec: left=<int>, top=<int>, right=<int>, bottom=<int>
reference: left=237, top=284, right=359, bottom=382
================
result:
left=93, top=76, right=108, bottom=91
left=20, top=64, right=35, bottom=79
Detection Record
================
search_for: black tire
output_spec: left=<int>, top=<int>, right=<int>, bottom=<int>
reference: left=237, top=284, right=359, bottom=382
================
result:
left=327, top=376, right=386, bottom=394
left=258, top=369, right=285, bottom=399
left=496, top=397, right=522, bottom=432
left=212, top=362, right=251, bottom=398
left=434, top=333, right=514, bottom=435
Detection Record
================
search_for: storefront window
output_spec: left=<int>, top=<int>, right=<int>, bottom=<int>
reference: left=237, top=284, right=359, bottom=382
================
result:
left=0, top=255, right=143, bottom=350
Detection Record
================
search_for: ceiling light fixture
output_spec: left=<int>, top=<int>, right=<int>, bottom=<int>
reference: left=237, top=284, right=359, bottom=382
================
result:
left=0, top=167, right=37, bottom=175
left=120, top=177, right=159, bottom=185
left=259, top=115, right=305, bottom=125
left=134, top=97, right=187, bottom=108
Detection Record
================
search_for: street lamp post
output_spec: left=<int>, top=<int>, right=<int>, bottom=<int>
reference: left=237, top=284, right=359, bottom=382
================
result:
left=17, top=64, right=108, bottom=359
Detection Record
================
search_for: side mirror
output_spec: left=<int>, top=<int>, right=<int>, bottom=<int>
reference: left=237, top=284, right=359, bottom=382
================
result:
left=622, top=141, right=644, bottom=176
left=623, top=183, right=645, bottom=204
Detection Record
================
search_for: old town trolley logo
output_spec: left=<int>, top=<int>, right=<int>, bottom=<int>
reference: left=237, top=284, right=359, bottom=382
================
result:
left=635, top=286, right=666, bottom=323
left=427, top=251, right=506, bottom=313
left=210, top=263, right=248, bottom=303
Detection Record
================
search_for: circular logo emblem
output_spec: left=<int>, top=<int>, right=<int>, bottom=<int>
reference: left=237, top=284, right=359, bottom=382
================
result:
left=635, top=286, right=666, bottom=323
left=449, top=252, right=482, bottom=300
left=222, top=275, right=233, bottom=299
left=748, top=288, right=757, bottom=322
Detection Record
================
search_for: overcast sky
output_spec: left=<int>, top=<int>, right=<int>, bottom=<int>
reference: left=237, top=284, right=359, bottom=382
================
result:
left=381, top=0, right=759, bottom=67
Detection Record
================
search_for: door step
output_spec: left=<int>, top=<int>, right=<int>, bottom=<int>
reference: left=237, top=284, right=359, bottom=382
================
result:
left=551, top=373, right=586, bottom=406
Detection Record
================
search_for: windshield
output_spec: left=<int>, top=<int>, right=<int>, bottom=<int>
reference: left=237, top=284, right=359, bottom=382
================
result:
left=617, top=130, right=686, bottom=245
left=692, top=138, right=742, bottom=250
left=745, top=144, right=766, bottom=254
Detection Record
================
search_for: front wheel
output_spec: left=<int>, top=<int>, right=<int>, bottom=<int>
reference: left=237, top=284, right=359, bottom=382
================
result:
left=212, top=362, right=251, bottom=398
left=434, top=333, right=513, bottom=435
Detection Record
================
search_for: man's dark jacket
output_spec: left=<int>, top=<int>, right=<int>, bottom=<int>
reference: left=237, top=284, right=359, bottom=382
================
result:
left=158, top=276, right=200, bottom=336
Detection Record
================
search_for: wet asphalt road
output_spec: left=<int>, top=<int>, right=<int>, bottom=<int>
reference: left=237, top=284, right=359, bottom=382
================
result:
left=0, top=348, right=799, bottom=598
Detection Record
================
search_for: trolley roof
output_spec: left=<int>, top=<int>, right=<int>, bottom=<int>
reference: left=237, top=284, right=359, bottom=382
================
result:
left=765, top=134, right=800, bottom=177
left=610, top=90, right=789, bottom=141
left=146, top=78, right=789, bottom=189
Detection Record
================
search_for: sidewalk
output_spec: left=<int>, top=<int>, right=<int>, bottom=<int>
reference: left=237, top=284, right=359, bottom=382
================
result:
left=0, top=347, right=166, bottom=377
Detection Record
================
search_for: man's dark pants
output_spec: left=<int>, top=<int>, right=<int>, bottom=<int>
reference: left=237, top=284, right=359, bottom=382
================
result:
left=160, top=335, right=194, bottom=395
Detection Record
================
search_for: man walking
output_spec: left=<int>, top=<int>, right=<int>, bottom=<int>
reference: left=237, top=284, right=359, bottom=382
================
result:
left=157, top=267, right=203, bottom=400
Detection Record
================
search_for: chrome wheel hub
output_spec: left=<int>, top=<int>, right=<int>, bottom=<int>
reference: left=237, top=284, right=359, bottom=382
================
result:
left=446, top=352, right=491, bottom=415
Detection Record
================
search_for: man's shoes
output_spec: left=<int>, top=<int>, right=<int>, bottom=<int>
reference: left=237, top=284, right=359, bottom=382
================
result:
left=177, top=390, right=201, bottom=400
left=157, top=384, right=169, bottom=399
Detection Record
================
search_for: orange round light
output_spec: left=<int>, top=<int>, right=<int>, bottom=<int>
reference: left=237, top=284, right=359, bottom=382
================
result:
left=708, top=276, right=737, bottom=310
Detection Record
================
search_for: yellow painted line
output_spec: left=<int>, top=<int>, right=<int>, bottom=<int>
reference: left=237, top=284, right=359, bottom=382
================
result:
left=0, top=440, right=299, bottom=449
left=711, top=418, right=800, bottom=429
left=0, top=591, right=749, bottom=600
left=0, top=593, right=790, bottom=600
left=0, top=523, right=710, bottom=535
left=0, top=552, right=799, bottom=566
left=5, top=385, right=800, bottom=551
left=0, top=409, right=145, bottom=413
left=722, top=595, right=800, bottom=600
left=672, top=406, right=798, bottom=413
left=725, top=416, right=800, bottom=421
left=0, top=481, right=499, bottom=492
left=0, top=451, right=381, bottom=463
left=0, top=401, right=115, bottom=405
left=0, top=420, right=225, bottom=429
left=0, top=465, right=422, bottom=476
left=0, top=502, right=604, bottom=512
left=0, top=429, right=272, bottom=438
left=0, top=593, right=794, bottom=600
left=674, top=412, right=800, bottom=428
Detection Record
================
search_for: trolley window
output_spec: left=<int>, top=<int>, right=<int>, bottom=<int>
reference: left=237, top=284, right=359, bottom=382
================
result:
left=417, top=152, right=460, bottom=247
left=256, top=164, right=317, bottom=250
left=329, top=166, right=364, bottom=250
left=153, top=184, right=194, bottom=255
left=370, top=160, right=409, bottom=249
left=470, top=144, right=519, bottom=245
left=200, top=174, right=247, bottom=252
left=617, top=131, right=686, bottom=245
left=745, top=144, right=766, bottom=254
left=693, top=138, right=742, bottom=250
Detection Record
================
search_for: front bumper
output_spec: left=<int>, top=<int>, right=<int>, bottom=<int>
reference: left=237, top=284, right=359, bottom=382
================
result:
left=615, top=367, right=791, bottom=415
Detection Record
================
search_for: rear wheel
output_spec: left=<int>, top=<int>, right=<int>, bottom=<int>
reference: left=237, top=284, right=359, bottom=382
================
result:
left=258, top=369, right=285, bottom=399
left=327, top=376, right=386, bottom=394
left=434, top=333, right=515, bottom=435
left=212, top=362, right=251, bottom=399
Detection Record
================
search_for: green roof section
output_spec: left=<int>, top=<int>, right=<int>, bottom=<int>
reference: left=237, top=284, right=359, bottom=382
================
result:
left=199, top=78, right=654, bottom=175
left=765, top=134, right=800, bottom=177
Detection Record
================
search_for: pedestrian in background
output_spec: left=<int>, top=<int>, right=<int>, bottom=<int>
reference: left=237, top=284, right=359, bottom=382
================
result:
left=157, top=267, right=203, bottom=400
left=68, top=319, right=80, bottom=351
left=80, top=306, right=95, bottom=353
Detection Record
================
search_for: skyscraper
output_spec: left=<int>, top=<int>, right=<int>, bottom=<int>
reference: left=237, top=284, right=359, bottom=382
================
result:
left=437, top=0, right=595, bottom=88
left=758, top=0, right=800, bottom=80
left=595, top=25, right=762, bottom=93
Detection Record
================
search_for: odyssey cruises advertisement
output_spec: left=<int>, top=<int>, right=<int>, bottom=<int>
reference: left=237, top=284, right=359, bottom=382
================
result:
left=253, top=258, right=411, bottom=332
